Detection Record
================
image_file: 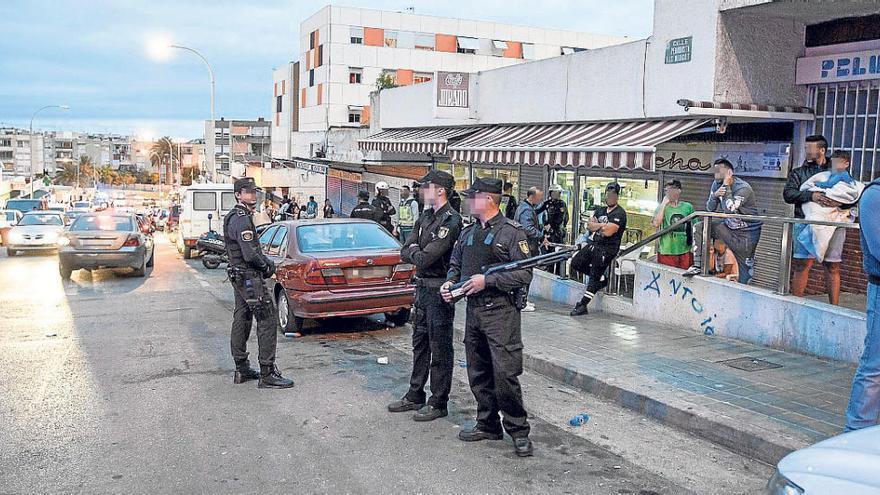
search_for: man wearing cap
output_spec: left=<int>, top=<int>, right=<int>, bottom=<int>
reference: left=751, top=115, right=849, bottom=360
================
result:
left=651, top=179, right=695, bottom=269
left=441, top=177, right=534, bottom=457
left=224, top=177, right=295, bottom=389
left=387, top=170, right=462, bottom=421
left=570, top=182, right=628, bottom=316
left=372, top=181, right=396, bottom=233
left=350, top=190, right=384, bottom=224
left=539, top=184, right=569, bottom=257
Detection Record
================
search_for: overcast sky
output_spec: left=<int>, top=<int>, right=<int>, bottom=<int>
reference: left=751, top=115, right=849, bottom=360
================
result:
left=0, top=0, right=654, bottom=139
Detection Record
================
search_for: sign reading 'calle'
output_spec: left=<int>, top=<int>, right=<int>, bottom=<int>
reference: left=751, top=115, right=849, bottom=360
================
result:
left=436, top=71, right=469, bottom=108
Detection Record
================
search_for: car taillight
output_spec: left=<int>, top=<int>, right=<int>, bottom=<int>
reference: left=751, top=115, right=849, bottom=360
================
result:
left=391, top=263, right=415, bottom=281
left=123, top=236, right=140, bottom=247
left=303, top=261, right=326, bottom=285
left=321, top=268, right=346, bottom=285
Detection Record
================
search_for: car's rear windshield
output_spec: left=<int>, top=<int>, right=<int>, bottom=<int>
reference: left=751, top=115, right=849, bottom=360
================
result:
left=5, top=200, right=41, bottom=212
left=296, top=223, right=399, bottom=253
left=73, top=202, right=90, bottom=209
left=19, top=213, right=63, bottom=226
left=70, top=215, right=133, bottom=232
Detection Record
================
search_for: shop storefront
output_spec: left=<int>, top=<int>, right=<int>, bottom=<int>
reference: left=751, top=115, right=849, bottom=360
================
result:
left=325, top=163, right=366, bottom=216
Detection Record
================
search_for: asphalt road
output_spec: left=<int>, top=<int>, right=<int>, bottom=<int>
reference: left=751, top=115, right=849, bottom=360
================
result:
left=0, top=234, right=771, bottom=494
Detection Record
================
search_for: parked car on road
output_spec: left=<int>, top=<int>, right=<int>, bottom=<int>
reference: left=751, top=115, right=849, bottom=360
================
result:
left=265, top=219, right=415, bottom=333
left=0, top=209, right=23, bottom=246
left=764, top=425, right=880, bottom=494
left=3, top=198, right=43, bottom=214
left=58, top=213, right=155, bottom=279
left=71, top=201, right=92, bottom=211
left=4, top=211, right=65, bottom=256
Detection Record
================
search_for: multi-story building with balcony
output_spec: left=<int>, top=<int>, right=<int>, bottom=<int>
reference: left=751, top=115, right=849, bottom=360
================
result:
left=205, top=118, right=271, bottom=181
left=270, top=5, right=631, bottom=161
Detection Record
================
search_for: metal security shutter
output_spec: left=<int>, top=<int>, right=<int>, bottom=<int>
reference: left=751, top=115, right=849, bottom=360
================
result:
left=746, top=177, right=792, bottom=289
left=327, top=176, right=342, bottom=214
left=519, top=164, right=546, bottom=199
left=668, top=173, right=714, bottom=212
left=340, top=179, right=360, bottom=216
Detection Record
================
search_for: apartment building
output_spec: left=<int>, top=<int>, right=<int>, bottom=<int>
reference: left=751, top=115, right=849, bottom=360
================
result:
left=271, top=62, right=300, bottom=159
left=1, top=128, right=49, bottom=179
left=205, top=117, right=271, bottom=181
left=270, top=5, right=630, bottom=160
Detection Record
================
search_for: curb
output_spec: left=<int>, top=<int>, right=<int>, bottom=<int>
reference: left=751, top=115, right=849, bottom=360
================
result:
left=453, top=325, right=796, bottom=466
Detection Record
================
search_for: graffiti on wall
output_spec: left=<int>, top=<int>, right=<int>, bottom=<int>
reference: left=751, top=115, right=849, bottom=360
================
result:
left=643, top=270, right=717, bottom=335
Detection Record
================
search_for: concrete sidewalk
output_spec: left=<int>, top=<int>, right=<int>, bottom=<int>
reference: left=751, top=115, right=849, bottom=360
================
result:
left=453, top=297, right=856, bottom=465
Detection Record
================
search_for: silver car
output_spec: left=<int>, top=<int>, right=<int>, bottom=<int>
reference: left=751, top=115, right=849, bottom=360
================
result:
left=58, top=213, right=155, bottom=279
left=764, top=425, right=880, bottom=494
left=4, top=211, right=66, bottom=256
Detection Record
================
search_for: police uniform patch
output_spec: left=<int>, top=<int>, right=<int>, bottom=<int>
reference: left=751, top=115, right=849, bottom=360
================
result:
left=241, top=230, right=254, bottom=241
left=518, top=240, right=530, bottom=255
left=438, top=226, right=449, bottom=239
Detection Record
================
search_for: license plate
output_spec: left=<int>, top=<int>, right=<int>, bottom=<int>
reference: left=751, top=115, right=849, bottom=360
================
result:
left=345, top=266, right=391, bottom=278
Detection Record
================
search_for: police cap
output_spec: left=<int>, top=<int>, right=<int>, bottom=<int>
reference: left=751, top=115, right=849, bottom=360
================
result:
left=417, top=170, right=455, bottom=190
left=234, top=177, right=257, bottom=194
left=462, top=177, right=503, bottom=196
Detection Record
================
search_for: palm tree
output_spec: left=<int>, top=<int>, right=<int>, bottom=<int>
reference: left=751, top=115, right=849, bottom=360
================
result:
left=55, top=156, right=94, bottom=187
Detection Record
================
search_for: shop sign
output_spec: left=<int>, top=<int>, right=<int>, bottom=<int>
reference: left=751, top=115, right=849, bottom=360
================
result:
left=655, top=142, right=789, bottom=179
left=293, top=160, right=328, bottom=174
left=436, top=72, right=469, bottom=108
left=796, top=49, right=880, bottom=85
left=665, top=37, right=692, bottom=64
left=328, top=168, right=361, bottom=182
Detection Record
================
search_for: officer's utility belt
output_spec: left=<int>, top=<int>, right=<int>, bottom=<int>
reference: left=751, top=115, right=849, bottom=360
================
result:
left=467, top=288, right=527, bottom=310
left=226, top=265, right=260, bottom=283
left=869, top=274, right=880, bottom=286
left=413, top=276, right=445, bottom=288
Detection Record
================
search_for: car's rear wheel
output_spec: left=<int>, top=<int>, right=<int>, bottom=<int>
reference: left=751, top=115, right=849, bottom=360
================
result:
left=132, top=255, right=147, bottom=277
left=276, top=289, right=304, bottom=334
left=183, top=245, right=193, bottom=259
left=59, top=264, right=73, bottom=280
left=385, top=308, right=412, bottom=327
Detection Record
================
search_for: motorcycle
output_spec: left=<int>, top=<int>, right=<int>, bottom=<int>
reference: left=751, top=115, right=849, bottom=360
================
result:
left=197, top=213, right=227, bottom=269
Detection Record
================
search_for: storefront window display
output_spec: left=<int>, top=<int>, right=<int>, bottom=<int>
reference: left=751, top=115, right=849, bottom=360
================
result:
left=435, top=162, right=470, bottom=192
left=550, top=171, right=576, bottom=242
left=473, top=167, right=519, bottom=198
left=578, top=176, right=660, bottom=255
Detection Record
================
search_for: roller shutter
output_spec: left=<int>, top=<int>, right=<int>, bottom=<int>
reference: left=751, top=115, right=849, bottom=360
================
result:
left=327, top=176, right=342, bottom=214
left=519, top=164, right=546, bottom=198
left=340, top=179, right=361, bottom=216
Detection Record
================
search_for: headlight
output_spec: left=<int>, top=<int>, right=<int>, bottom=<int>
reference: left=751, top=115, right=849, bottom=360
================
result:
left=764, top=470, right=804, bottom=495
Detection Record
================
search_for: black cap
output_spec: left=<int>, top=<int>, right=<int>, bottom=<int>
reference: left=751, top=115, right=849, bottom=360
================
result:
left=665, top=179, right=682, bottom=189
left=234, top=177, right=257, bottom=193
left=605, top=182, right=621, bottom=194
left=462, top=177, right=503, bottom=196
left=357, top=190, right=370, bottom=200
left=417, top=170, right=455, bottom=190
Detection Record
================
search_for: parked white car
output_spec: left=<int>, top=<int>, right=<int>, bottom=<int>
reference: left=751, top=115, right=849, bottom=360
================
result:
left=5, top=211, right=66, bottom=256
left=0, top=209, right=23, bottom=246
left=764, top=425, right=880, bottom=494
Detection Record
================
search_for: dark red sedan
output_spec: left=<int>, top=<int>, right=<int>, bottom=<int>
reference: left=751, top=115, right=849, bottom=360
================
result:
left=261, top=218, right=415, bottom=333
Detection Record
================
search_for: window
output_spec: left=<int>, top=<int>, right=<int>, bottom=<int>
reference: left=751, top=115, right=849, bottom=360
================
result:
left=276, top=95, right=283, bottom=113
left=267, top=226, right=288, bottom=255
left=258, top=225, right=278, bottom=249
left=522, top=43, right=536, bottom=60
left=348, top=109, right=362, bottom=123
left=810, top=80, right=880, bottom=181
left=349, top=67, right=363, bottom=84
left=413, top=72, right=432, bottom=84
left=384, top=30, right=398, bottom=48
left=317, top=45, right=323, bottom=66
left=561, top=46, right=587, bottom=55
left=396, top=31, right=415, bottom=49
left=309, top=69, right=314, bottom=87
left=415, top=33, right=435, bottom=50
left=296, top=223, right=399, bottom=253
left=192, top=191, right=217, bottom=211
left=492, top=40, right=508, bottom=52
left=456, top=36, right=479, bottom=54
left=350, top=26, right=363, bottom=44
left=221, top=192, right=236, bottom=211
left=309, top=30, right=316, bottom=50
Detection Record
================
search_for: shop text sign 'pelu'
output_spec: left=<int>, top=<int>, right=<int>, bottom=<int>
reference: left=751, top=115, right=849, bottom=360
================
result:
left=436, top=72, right=469, bottom=108
left=797, top=48, right=880, bottom=85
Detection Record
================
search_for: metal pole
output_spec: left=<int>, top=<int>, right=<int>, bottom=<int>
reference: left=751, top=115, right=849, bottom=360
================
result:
left=778, top=222, right=793, bottom=295
left=171, top=45, right=214, bottom=181
left=700, top=219, right=711, bottom=276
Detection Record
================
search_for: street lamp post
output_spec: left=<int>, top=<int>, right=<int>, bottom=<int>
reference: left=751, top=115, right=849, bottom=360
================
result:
left=170, top=44, right=214, bottom=182
left=29, top=104, right=69, bottom=197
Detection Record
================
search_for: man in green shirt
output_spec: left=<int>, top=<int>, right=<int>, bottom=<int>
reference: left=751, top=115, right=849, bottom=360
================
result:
left=651, top=179, right=694, bottom=269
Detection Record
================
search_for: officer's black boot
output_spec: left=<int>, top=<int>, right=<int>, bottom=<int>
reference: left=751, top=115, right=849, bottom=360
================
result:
left=513, top=437, right=534, bottom=457
left=570, top=296, right=591, bottom=316
left=233, top=360, right=260, bottom=384
left=258, top=364, right=295, bottom=389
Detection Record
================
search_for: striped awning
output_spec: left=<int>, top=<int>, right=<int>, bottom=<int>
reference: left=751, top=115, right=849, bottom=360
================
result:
left=448, top=119, right=710, bottom=170
left=358, top=127, right=480, bottom=154
left=677, top=99, right=814, bottom=121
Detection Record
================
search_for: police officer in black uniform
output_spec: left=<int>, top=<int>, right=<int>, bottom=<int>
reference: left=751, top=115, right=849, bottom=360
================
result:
left=350, top=190, right=383, bottom=223
left=538, top=184, right=569, bottom=251
left=224, top=177, right=295, bottom=389
left=569, top=182, right=627, bottom=316
left=387, top=170, right=462, bottom=421
left=371, top=182, right=396, bottom=233
left=441, top=177, right=534, bottom=457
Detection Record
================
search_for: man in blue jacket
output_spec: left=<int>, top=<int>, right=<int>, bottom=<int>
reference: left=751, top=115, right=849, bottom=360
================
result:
left=514, top=187, right=545, bottom=312
left=845, top=179, right=880, bottom=431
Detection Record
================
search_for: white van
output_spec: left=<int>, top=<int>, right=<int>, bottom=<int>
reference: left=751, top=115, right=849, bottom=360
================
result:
left=176, top=184, right=236, bottom=259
